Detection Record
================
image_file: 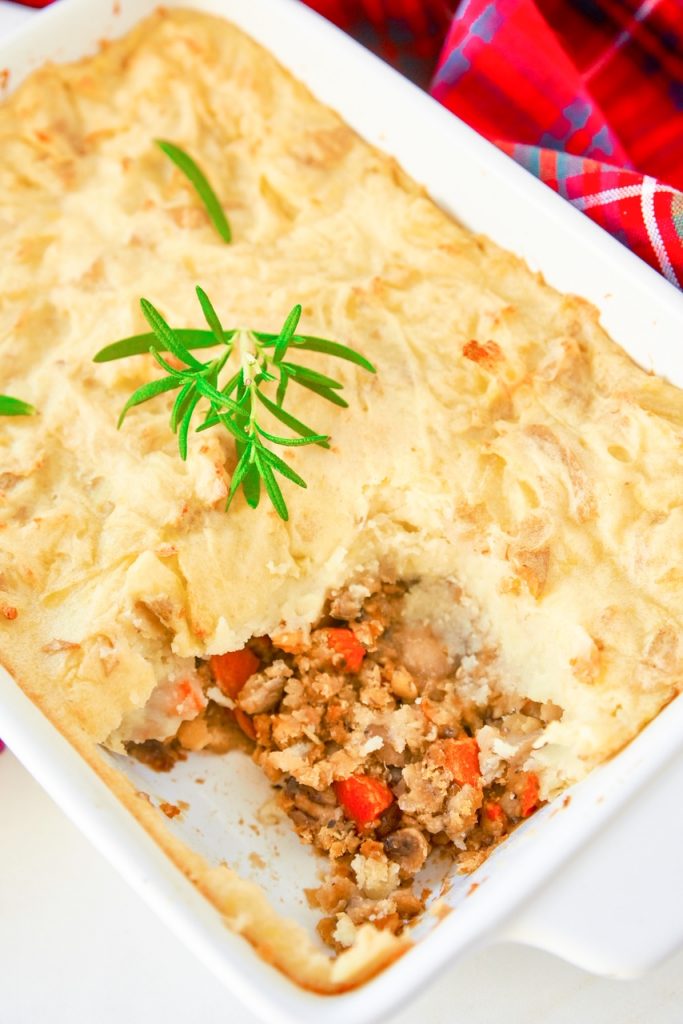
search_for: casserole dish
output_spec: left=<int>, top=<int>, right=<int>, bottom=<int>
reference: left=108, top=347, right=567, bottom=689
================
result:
left=1, top=1, right=683, bottom=1021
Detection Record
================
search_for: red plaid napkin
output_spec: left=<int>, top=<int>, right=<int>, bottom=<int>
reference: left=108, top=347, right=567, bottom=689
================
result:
left=308, top=0, right=683, bottom=288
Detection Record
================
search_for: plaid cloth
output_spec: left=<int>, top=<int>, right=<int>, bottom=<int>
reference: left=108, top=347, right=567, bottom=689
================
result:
left=307, top=0, right=683, bottom=288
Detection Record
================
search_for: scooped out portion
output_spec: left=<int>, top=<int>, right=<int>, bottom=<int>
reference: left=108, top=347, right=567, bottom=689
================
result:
left=125, top=575, right=561, bottom=947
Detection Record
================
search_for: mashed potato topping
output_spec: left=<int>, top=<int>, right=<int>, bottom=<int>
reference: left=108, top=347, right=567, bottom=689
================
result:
left=0, top=7, right=682, bottom=987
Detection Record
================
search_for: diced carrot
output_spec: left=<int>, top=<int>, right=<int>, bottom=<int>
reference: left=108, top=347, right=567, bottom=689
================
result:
left=433, top=737, right=481, bottom=788
left=484, top=801, right=505, bottom=822
left=210, top=648, right=260, bottom=699
left=326, top=628, right=366, bottom=673
left=520, top=772, right=540, bottom=817
left=233, top=707, right=256, bottom=741
left=334, top=774, right=394, bottom=828
left=462, top=339, right=502, bottom=369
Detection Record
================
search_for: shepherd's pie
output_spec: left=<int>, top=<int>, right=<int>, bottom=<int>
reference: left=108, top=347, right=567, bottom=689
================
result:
left=0, top=7, right=682, bottom=988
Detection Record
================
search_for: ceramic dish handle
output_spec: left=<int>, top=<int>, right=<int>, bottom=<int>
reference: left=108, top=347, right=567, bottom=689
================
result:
left=495, top=747, right=683, bottom=977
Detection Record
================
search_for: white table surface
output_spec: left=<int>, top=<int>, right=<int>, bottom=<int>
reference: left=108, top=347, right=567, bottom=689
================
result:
left=3, top=748, right=683, bottom=1024
left=2, top=3, right=683, bottom=1021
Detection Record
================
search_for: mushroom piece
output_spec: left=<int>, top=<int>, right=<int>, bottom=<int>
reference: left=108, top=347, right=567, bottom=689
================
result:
left=383, top=827, right=430, bottom=877
left=237, top=659, right=291, bottom=714
left=284, top=779, right=340, bottom=825
left=397, top=623, right=452, bottom=681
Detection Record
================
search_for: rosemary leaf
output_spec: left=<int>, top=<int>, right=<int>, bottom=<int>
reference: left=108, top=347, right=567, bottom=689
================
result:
left=0, top=395, right=35, bottom=417
left=195, top=412, right=220, bottom=433
left=258, top=446, right=308, bottom=488
left=117, top=376, right=178, bottom=427
left=280, top=361, right=344, bottom=389
left=178, top=395, right=200, bottom=460
left=276, top=367, right=289, bottom=407
left=194, top=377, right=242, bottom=416
left=156, top=140, right=232, bottom=243
left=255, top=423, right=327, bottom=447
left=273, top=304, right=301, bottom=364
left=196, top=285, right=227, bottom=345
left=286, top=336, right=376, bottom=373
left=226, top=446, right=252, bottom=511
left=170, top=381, right=194, bottom=432
left=255, top=333, right=376, bottom=374
left=150, top=348, right=185, bottom=378
left=93, top=329, right=219, bottom=363
left=141, top=298, right=204, bottom=370
left=255, top=389, right=330, bottom=447
left=207, top=411, right=250, bottom=445
left=286, top=375, right=350, bottom=408
left=242, top=460, right=262, bottom=509
left=255, top=449, right=288, bottom=520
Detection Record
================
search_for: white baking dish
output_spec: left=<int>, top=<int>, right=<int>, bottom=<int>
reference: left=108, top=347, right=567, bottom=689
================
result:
left=1, top=1, right=683, bottom=1021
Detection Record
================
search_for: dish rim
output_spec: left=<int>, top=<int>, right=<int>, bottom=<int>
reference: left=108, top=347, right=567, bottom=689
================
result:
left=1, top=2, right=683, bottom=1022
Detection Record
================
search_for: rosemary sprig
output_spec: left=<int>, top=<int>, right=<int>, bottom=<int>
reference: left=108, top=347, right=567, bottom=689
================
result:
left=156, top=140, right=232, bottom=244
left=0, top=395, right=34, bottom=417
left=97, top=288, right=375, bottom=520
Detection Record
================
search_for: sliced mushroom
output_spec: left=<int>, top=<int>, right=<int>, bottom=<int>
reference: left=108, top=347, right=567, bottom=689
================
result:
left=384, top=827, right=430, bottom=877
left=284, top=779, right=340, bottom=825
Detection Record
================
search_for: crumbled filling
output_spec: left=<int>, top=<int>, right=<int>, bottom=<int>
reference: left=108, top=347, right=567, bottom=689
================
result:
left=127, top=575, right=561, bottom=949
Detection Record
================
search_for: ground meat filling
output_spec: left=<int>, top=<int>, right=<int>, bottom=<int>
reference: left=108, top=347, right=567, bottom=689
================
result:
left=130, top=577, right=561, bottom=950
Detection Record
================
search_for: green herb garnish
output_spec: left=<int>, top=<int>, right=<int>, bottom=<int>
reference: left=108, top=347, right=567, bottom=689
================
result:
left=0, top=395, right=34, bottom=417
left=156, top=140, right=232, bottom=244
left=95, top=288, right=375, bottom=521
